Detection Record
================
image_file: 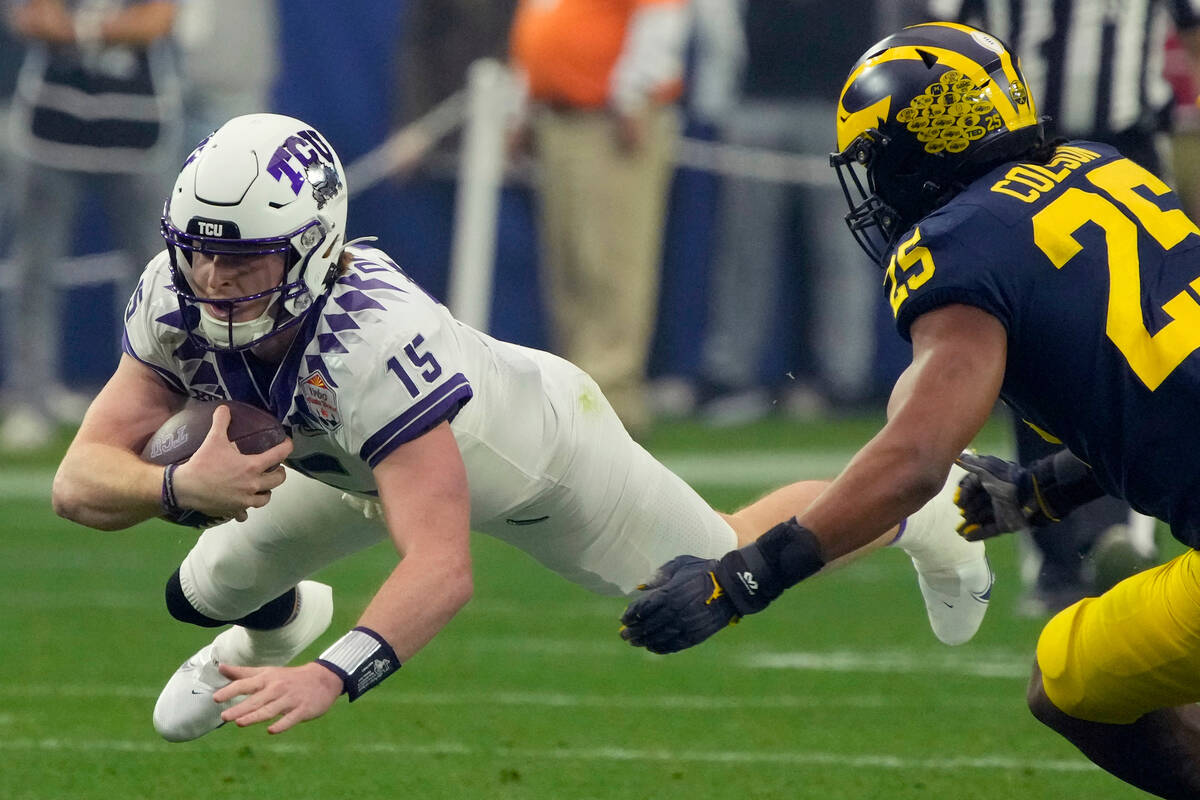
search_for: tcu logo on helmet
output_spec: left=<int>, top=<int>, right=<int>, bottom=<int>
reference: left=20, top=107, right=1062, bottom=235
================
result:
left=266, top=130, right=343, bottom=209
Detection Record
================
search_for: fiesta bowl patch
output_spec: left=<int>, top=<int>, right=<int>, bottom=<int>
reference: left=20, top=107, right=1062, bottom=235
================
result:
left=300, top=369, right=341, bottom=431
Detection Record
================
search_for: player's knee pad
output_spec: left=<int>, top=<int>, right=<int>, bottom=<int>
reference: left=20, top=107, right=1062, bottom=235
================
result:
left=164, top=567, right=227, bottom=628
left=165, top=566, right=298, bottom=630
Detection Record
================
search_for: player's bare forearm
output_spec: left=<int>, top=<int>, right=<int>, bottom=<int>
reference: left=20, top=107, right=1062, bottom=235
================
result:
left=52, top=440, right=166, bottom=530
left=356, top=548, right=474, bottom=662
left=52, top=356, right=186, bottom=529
left=800, top=427, right=953, bottom=560
left=364, top=424, right=474, bottom=660
left=800, top=304, right=1007, bottom=560
left=212, top=550, right=471, bottom=736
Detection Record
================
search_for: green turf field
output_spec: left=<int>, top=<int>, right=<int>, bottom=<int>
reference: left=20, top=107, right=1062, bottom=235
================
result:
left=0, top=414, right=1172, bottom=799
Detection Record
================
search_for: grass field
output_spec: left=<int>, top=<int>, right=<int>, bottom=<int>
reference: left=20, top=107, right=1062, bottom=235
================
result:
left=0, top=414, right=1172, bottom=799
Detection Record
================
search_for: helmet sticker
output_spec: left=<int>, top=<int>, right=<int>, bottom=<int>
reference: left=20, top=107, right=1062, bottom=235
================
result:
left=1008, top=80, right=1029, bottom=107
left=899, top=70, right=997, bottom=155
left=307, top=163, right=343, bottom=210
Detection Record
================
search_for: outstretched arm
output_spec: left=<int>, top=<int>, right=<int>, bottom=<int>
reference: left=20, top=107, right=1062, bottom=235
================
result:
left=622, top=303, right=1009, bottom=652
left=799, top=303, right=1008, bottom=558
left=215, top=421, right=473, bottom=734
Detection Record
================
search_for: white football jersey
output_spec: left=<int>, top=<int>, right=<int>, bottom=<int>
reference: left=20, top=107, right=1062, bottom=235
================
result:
left=123, top=244, right=570, bottom=526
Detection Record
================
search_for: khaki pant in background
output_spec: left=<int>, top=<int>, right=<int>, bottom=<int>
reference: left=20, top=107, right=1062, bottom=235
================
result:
left=531, top=104, right=679, bottom=437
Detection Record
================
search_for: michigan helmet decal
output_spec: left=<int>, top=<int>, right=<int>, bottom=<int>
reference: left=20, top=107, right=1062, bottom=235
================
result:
left=830, top=22, right=1043, bottom=265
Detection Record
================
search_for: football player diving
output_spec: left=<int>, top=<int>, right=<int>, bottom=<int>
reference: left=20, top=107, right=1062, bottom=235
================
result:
left=619, top=21, right=1200, bottom=800
left=52, top=112, right=991, bottom=740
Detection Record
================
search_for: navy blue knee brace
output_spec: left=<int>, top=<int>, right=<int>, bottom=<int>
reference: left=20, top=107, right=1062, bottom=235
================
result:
left=164, top=567, right=299, bottom=630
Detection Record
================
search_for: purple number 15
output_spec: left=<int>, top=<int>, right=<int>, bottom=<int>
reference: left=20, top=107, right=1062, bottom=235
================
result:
left=386, top=334, right=443, bottom=398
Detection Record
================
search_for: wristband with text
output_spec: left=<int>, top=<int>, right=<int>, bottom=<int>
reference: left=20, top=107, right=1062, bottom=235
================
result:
left=315, top=626, right=402, bottom=701
left=713, top=517, right=825, bottom=615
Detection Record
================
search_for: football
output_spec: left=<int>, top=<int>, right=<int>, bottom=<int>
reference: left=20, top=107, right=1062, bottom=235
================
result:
left=141, top=398, right=287, bottom=465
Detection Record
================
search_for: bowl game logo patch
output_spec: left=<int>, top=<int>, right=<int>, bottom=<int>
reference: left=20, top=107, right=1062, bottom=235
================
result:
left=300, top=369, right=341, bottom=431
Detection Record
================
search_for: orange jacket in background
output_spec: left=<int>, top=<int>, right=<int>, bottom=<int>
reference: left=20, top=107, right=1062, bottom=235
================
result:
left=510, top=0, right=685, bottom=110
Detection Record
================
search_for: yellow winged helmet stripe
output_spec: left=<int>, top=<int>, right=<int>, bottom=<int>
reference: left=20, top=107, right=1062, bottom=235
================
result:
left=836, top=96, right=892, bottom=152
left=836, top=35, right=1037, bottom=151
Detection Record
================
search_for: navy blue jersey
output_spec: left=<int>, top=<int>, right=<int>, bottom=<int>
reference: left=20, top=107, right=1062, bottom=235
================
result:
left=886, top=141, right=1200, bottom=547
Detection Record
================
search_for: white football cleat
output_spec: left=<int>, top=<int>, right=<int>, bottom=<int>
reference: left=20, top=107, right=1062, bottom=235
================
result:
left=897, top=464, right=995, bottom=646
left=152, top=642, right=239, bottom=742
left=152, top=580, right=333, bottom=742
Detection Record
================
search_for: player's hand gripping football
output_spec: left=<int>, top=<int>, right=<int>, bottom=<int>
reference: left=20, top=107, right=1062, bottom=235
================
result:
left=172, top=405, right=293, bottom=523
left=954, top=452, right=1040, bottom=541
left=619, top=555, right=740, bottom=654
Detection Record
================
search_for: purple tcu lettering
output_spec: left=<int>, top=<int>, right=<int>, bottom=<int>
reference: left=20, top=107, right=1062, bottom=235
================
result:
left=266, top=129, right=336, bottom=196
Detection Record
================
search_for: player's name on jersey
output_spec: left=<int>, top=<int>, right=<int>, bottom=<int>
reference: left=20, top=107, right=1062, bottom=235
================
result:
left=990, top=145, right=1102, bottom=203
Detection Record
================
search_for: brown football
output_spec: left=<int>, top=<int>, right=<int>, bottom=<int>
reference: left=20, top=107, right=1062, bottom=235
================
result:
left=141, top=399, right=287, bottom=465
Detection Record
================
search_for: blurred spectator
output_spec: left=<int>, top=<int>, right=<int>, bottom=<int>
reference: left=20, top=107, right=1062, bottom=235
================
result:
left=3, top=0, right=179, bottom=450
left=685, top=0, right=745, bottom=135
left=930, top=0, right=1200, bottom=614
left=508, top=0, right=687, bottom=438
left=398, top=0, right=516, bottom=130
left=0, top=21, right=24, bottom=258
left=174, top=0, right=277, bottom=148
left=1166, top=26, right=1200, bottom=220
left=694, top=0, right=882, bottom=426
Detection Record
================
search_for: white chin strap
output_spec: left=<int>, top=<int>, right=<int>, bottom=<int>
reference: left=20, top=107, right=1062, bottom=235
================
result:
left=198, top=304, right=279, bottom=349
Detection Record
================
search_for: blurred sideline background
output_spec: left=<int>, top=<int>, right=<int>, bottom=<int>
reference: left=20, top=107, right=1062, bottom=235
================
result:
left=3, top=1, right=1199, bottom=431
left=0, top=0, right=930, bottom=422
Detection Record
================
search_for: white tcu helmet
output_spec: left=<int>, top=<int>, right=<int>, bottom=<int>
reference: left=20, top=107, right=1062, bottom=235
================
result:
left=161, top=113, right=349, bottom=350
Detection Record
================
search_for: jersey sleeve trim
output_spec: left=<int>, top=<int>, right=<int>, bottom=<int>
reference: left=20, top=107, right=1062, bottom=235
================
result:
left=121, top=328, right=188, bottom=394
left=360, top=373, right=474, bottom=468
left=895, top=286, right=1011, bottom=342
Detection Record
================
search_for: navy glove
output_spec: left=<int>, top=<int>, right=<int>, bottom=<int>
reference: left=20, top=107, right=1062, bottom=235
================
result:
left=619, top=556, right=739, bottom=655
left=956, top=449, right=1106, bottom=541
left=620, top=519, right=826, bottom=654
left=954, top=453, right=1038, bottom=540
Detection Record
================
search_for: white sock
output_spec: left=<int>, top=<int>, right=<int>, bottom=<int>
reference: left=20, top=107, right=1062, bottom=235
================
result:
left=213, top=581, right=333, bottom=667
left=893, top=465, right=981, bottom=569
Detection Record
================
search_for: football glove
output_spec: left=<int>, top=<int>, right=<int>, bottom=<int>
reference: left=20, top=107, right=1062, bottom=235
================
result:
left=619, top=556, right=738, bottom=655
left=955, top=450, right=1104, bottom=541
left=620, top=519, right=826, bottom=654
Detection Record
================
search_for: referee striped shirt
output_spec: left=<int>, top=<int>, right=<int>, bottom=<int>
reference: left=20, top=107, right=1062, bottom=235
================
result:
left=928, top=0, right=1200, bottom=138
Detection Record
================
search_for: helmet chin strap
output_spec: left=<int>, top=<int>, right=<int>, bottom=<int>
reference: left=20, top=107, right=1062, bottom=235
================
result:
left=198, top=304, right=281, bottom=349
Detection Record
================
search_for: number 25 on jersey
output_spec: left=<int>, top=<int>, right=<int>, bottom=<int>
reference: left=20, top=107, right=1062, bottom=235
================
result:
left=1033, top=159, right=1200, bottom=391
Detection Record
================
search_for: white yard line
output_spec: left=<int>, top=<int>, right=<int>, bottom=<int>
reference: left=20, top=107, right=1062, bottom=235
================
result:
left=741, top=649, right=1032, bottom=679
left=0, top=469, right=55, bottom=499
left=1, top=684, right=896, bottom=709
left=0, top=736, right=1096, bottom=772
left=0, top=450, right=855, bottom=502
left=658, top=450, right=854, bottom=486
